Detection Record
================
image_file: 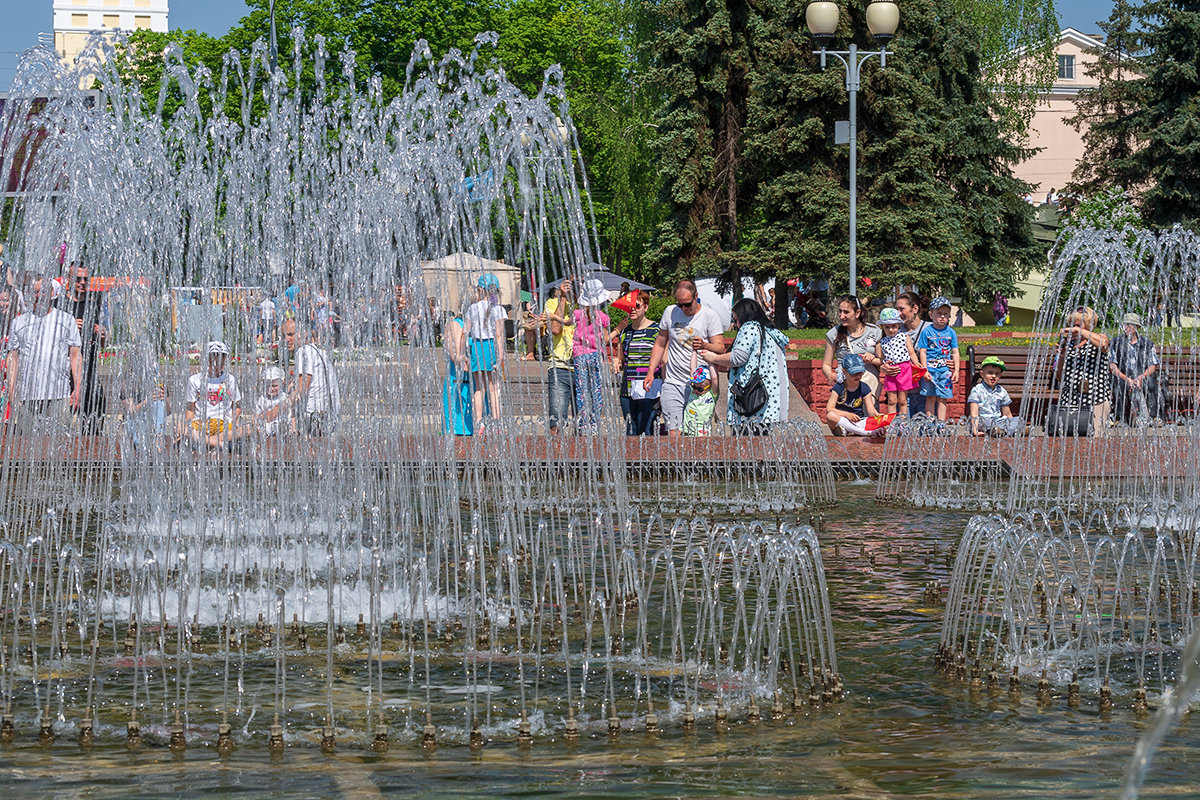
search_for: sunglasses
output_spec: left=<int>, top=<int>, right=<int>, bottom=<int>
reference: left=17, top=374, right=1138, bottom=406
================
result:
left=676, top=297, right=696, bottom=308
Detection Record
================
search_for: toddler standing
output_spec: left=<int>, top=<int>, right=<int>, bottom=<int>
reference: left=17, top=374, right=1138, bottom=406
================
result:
left=878, top=307, right=917, bottom=415
left=682, top=364, right=718, bottom=436
left=916, top=296, right=959, bottom=420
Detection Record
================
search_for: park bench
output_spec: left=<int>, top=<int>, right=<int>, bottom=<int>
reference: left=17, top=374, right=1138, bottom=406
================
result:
left=968, top=342, right=1200, bottom=421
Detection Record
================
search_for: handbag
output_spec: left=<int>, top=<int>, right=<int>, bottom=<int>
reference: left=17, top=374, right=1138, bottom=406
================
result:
left=1047, top=405, right=1089, bottom=437
left=731, top=324, right=769, bottom=418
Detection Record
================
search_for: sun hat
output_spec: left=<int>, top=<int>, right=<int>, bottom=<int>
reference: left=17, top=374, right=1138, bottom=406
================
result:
left=691, top=364, right=711, bottom=384
left=929, top=296, right=951, bottom=311
left=841, top=353, right=866, bottom=375
left=578, top=278, right=609, bottom=308
left=980, top=355, right=1006, bottom=372
left=263, top=366, right=285, bottom=381
left=879, top=307, right=901, bottom=325
left=1121, top=312, right=1143, bottom=328
left=207, top=340, right=230, bottom=356
left=477, top=273, right=500, bottom=291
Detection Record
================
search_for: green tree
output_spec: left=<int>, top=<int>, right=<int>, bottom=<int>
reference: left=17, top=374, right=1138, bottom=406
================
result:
left=644, top=0, right=753, bottom=284
left=740, top=0, right=1038, bottom=309
left=952, top=0, right=1060, bottom=134
left=1063, top=0, right=1143, bottom=206
left=1116, top=0, right=1200, bottom=227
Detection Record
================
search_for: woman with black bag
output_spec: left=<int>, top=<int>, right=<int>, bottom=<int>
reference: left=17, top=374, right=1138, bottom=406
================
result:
left=1050, top=306, right=1110, bottom=436
left=701, top=298, right=790, bottom=433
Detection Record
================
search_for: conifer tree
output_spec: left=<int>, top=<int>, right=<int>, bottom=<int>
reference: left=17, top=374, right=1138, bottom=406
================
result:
left=1064, top=0, right=1143, bottom=205
left=1119, top=0, right=1200, bottom=227
left=741, top=0, right=1038, bottom=305
left=644, top=0, right=753, bottom=281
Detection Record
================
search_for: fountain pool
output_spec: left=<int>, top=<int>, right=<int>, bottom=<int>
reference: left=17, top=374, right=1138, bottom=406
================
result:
left=0, top=487, right=1196, bottom=799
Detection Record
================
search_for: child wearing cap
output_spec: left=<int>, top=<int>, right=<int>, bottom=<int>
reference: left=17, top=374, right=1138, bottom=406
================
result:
left=916, top=297, right=959, bottom=420
left=967, top=356, right=1021, bottom=436
left=681, top=364, right=718, bottom=436
left=826, top=353, right=881, bottom=436
left=254, top=366, right=289, bottom=437
left=180, top=340, right=247, bottom=448
left=878, top=307, right=918, bottom=415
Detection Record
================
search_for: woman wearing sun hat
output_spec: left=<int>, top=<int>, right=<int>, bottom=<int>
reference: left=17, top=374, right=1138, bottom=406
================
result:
left=572, top=278, right=610, bottom=430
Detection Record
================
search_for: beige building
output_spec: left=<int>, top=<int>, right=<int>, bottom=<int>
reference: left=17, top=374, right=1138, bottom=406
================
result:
left=1004, top=29, right=1105, bottom=324
left=54, top=0, right=170, bottom=63
left=1010, top=28, right=1105, bottom=199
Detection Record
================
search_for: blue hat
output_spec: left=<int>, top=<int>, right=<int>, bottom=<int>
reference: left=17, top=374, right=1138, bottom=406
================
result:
left=841, top=353, right=866, bottom=375
left=691, top=364, right=711, bottom=384
left=477, top=272, right=500, bottom=291
left=929, top=296, right=951, bottom=311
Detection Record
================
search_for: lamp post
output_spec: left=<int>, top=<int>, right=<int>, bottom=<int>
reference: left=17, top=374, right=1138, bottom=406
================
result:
left=268, top=0, right=279, bottom=74
left=806, top=1, right=899, bottom=297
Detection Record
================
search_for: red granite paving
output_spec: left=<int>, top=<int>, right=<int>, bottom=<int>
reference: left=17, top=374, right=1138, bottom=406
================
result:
left=0, top=432, right=1188, bottom=479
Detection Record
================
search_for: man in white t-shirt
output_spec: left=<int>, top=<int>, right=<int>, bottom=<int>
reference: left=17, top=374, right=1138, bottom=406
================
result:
left=283, top=318, right=340, bottom=435
left=5, top=276, right=82, bottom=429
left=643, top=279, right=725, bottom=435
left=259, top=296, right=276, bottom=343
left=181, top=339, right=247, bottom=448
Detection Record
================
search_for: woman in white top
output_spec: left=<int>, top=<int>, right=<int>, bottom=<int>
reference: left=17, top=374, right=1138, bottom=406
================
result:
left=822, top=294, right=883, bottom=395
left=463, top=272, right=509, bottom=422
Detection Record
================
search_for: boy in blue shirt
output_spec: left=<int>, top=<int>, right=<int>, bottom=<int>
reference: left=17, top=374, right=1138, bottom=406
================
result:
left=916, top=296, right=959, bottom=420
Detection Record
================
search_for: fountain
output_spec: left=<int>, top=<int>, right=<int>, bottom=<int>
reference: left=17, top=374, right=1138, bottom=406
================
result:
left=0, top=34, right=841, bottom=752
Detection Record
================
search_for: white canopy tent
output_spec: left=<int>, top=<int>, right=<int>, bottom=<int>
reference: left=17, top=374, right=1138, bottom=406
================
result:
left=420, top=253, right=522, bottom=310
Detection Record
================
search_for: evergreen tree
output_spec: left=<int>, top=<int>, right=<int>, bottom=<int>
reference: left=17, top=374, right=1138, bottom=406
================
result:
left=1119, top=0, right=1200, bottom=227
left=644, top=0, right=753, bottom=282
left=741, top=0, right=1038, bottom=306
left=1063, top=0, right=1143, bottom=206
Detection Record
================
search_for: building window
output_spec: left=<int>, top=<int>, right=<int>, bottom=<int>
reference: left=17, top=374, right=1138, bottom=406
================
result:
left=135, top=0, right=152, bottom=6
left=71, top=13, right=89, bottom=27
left=102, top=14, right=120, bottom=28
left=1058, top=54, right=1075, bottom=80
left=135, top=15, right=151, bottom=29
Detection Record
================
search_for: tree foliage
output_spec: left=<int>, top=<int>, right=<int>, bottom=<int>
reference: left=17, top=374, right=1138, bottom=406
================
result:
left=1119, top=0, right=1200, bottom=228
left=1063, top=0, right=1143, bottom=207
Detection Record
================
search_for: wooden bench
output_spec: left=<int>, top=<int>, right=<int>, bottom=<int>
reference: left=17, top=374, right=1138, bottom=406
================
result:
left=968, top=342, right=1200, bottom=421
left=966, top=344, right=1057, bottom=411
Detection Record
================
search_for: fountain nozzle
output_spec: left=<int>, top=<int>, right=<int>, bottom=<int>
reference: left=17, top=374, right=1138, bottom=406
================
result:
left=422, top=713, right=437, bottom=749
left=79, top=717, right=94, bottom=746
left=38, top=711, right=54, bottom=745
left=373, top=723, right=389, bottom=752
left=563, top=707, right=579, bottom=741
left=1067, top=674, right=1081, bottom=708
left=169, top=710, right=186, bottom=752
left=1133, top=685, right=1148, bottom=714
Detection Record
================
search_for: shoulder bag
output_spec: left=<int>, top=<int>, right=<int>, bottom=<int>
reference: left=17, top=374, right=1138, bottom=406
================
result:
left=731, top=324, right=768, bottom=418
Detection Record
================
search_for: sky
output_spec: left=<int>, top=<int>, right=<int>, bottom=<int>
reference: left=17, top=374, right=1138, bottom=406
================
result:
left=0, top=0, right=1116, bottom=92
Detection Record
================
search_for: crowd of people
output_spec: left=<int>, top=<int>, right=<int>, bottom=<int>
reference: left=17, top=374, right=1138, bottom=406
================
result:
left=0, top=248, right=342, bottom=451
left=445, top=275, right=793, bottom=436
left=0, top=241, right=1171, bottom=445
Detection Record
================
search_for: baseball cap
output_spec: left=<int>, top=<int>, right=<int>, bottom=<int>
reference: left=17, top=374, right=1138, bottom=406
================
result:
left=263, top=366, right=285, bottom=381
left=207, top=340, right=230, bottom=356
left=841, top=353, right=866, bottom=375
left=879, top=307, right=901, bottom=325
left=980, top=356, right=1006, bottom=372
left=929, top=296, right=951, bottom=311
left=691, top=364, right=712, bottom=384
left=477, top=273, right=500, bottom=291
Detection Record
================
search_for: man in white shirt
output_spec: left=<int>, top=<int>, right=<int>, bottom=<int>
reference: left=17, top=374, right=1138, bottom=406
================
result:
left=259, top=295, right=276, bottom=344
left=5, top=276, right=82, bottom=429
left=283, top=318, right=340, bottom=435
left=644, top=279, right=725, bottom=435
